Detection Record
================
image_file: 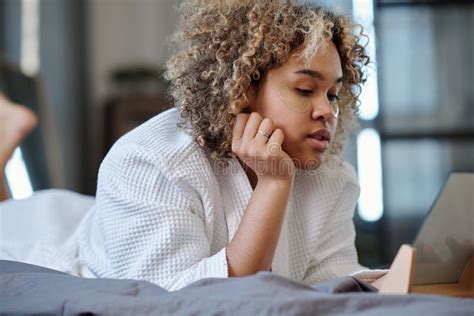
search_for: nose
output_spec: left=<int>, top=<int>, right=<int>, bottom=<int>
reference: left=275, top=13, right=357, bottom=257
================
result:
left=311, top=96, right=336, bottom=124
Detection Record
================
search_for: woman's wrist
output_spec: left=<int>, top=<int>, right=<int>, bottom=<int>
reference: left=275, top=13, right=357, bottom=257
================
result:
left=256, top=174, right=294, bottom=188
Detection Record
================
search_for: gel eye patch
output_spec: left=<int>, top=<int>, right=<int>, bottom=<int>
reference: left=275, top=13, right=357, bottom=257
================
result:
left=278, top=82, right=312, bottom=113
left=278, top=82, right=339, bottom=118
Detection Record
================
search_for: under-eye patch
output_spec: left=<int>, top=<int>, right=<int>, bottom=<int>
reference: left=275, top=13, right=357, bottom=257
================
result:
left=278, top=82, right=312, bottom=113
left=278, top=82, right=340, bottom=118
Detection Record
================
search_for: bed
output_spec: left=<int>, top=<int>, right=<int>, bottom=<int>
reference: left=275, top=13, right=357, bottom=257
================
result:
left=1, top=260, right=473, bottom=315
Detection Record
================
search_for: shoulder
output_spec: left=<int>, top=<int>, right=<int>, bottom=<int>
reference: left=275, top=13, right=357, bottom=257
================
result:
left=98, top=108, right=213, bottom=192
left=110, top=108, right=199, bottom=170
left=324, top=157, right=359, bottom=188
left=104, top=108, right=211, bottom=172
left=294, top=156, right=360, bottom=198
left=321, top=158, right=360, bottom=215
left=295, top=157, right=360, bottom=211
left=306, top=156, right=359, bottom=192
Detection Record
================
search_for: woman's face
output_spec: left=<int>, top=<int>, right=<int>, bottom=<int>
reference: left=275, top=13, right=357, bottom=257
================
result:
left=247, top=41, right=343, bottom=169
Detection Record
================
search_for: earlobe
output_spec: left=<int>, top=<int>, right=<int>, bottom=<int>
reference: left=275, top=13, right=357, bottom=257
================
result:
left=232, top=94, right=251, bottom=114
left=235, top=95, right=251, bottom=114
left=241, top=85, right=257, bottom=113
left=240, top=106, right=251, bottom=114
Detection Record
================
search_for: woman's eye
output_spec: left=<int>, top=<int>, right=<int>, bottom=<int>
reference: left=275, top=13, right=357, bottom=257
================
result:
left=295, top=88, right=313, bottom=96
left=328, top=94, right=339, bottom=103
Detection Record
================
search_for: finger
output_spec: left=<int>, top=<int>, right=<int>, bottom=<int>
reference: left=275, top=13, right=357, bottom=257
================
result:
left=254, top=117, right=274, bottom=144
left=266, top=128, right=284, bottom=156
left=242, top=112, right=262, bottom=141
left=232, top=113, right=249, bottom=141
left=268, top=128, right=284, bottom=144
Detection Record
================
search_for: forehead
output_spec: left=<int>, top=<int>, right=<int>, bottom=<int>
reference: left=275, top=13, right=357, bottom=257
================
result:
left=278, top=41, right=343, bottom=78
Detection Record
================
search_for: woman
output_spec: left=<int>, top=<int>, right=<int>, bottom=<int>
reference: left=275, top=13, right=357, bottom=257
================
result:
left=0, top=1, right=386, bottom=291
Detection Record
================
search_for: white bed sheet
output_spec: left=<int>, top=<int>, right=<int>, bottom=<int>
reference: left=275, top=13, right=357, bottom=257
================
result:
left=0, top=189, right=94, bottom=273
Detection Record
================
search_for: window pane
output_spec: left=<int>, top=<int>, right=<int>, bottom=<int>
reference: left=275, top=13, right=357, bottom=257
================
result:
left=384, top=139, right=473, bottom=217
left=377, top=4, right=474, bottom=132
left=383, top=139, right=474, bottom=258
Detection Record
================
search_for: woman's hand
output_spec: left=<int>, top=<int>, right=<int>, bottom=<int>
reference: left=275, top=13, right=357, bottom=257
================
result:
left=232, top=112, right=295, bottom=182
left=227, top=112, right=295, bottom=275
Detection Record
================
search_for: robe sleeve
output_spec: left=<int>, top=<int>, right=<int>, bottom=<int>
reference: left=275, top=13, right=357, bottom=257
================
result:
left=87, top=143, right=228, bottom=291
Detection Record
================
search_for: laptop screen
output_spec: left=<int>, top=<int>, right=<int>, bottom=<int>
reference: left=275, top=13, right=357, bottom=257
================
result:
left=413, top=173, right=474, bottom=285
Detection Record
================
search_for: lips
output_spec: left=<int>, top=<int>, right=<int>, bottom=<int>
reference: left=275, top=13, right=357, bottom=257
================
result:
left=308, top=129, right=331, bottom=142
left=307, top=128, right=331, bottom=152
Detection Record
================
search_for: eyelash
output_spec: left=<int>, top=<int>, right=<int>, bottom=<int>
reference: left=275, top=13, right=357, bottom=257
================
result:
left=295, top=88, right=313, bottom=96
left=328, top=95, right=339, bottom=103
left=295, top=88, right=339, bottom=102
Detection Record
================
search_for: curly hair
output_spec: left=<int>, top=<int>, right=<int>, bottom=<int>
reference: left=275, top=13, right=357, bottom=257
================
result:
left=165, top=0, right=369, bottom=164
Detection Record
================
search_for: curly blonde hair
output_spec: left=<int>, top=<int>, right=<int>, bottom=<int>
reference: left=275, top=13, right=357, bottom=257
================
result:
left=165, top=0, right=369, bottom=163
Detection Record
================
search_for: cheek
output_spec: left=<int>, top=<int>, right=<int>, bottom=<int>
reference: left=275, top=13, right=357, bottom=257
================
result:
left=255, top=85, right=306, bottom=150
left=267, top=112, right=304, bottom=155
left=259, top=93, right=301, bottom=137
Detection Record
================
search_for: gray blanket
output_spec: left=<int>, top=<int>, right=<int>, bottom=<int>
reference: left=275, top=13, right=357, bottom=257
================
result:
left=0, top=260, right=473, bottom=315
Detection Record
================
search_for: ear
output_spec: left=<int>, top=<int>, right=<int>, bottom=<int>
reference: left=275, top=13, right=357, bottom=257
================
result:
left=240, top=106, right=251, bottom=114
left=241, top=84, right=257, bottom=114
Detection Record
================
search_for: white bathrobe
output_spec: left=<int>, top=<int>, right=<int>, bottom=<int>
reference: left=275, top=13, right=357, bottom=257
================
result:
left=0, top=108, right=385, bottom=291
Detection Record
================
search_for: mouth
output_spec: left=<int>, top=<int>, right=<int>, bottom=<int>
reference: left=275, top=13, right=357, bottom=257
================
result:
left=307, top=129, right=331, bottom=152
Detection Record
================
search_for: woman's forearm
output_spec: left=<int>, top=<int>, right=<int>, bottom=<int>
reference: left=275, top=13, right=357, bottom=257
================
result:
left=226, top=177, right=293, bottom=276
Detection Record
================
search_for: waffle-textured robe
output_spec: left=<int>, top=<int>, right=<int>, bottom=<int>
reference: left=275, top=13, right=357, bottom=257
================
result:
left=76, top=108, right=376, bottom=291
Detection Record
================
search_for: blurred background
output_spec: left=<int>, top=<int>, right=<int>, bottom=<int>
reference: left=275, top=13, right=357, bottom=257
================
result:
left=1, top=0, right=473, bottom=268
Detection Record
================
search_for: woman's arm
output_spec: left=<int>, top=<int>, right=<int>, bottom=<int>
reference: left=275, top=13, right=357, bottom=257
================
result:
left=227, top=112, right=295, bottom=276
left=226, top=177, right=292, bottom=276
left=84, top=142, right=230, bottom=291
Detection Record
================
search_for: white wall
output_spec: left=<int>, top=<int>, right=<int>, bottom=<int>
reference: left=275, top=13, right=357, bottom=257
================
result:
left=86, top=0, right=179, bottom=104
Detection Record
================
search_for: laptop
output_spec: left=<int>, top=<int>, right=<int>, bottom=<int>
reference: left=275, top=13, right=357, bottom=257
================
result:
left=412, top=172, right=474, bottom=285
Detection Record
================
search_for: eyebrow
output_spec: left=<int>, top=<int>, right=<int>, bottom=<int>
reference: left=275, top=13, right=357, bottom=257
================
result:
left=294, top=69, right=343, bottom=84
